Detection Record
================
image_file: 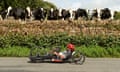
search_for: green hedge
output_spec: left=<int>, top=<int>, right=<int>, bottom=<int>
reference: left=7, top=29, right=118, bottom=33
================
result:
left=0, top=33, right=120, bottom=48
left=0, top=33, right=120, bottom=57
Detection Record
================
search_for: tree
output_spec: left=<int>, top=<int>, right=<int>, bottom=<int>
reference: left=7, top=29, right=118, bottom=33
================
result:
left=43, top=1, right=57, bottom=9
left=0, top=0, right=56, bottom=10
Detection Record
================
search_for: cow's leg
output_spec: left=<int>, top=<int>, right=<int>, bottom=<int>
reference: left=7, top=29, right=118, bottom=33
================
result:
left=19, top=19, right=26, bottom=24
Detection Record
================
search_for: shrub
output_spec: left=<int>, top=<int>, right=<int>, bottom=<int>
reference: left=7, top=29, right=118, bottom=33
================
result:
left=0, top=33, right=119, bottom=49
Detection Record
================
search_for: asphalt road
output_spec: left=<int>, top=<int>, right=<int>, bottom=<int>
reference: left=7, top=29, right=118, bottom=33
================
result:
left=0, top=58, right=120, bottom=72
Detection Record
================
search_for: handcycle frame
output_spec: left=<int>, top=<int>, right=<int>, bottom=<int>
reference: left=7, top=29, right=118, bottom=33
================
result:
left=29, top=46, right=85, bottom=65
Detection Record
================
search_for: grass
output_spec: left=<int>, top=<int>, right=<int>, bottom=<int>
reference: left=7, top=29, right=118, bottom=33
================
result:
left=0, top=46, right=30, bottom=57
left=76, top=45, right=120, bottom=58
left=0, top=45, right=120, bottom=58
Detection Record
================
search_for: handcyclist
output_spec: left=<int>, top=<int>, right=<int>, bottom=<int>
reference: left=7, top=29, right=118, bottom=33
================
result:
left=51, top=43, right=75, bottom=62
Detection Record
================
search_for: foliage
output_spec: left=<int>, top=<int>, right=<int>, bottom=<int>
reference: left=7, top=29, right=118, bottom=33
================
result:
left=0, top=20, right=120, bottom=57
left=0, top=33, right=119, bottom=57
left=0, top=0, right=56, bottom=10
left=0, top=33, right=119, bottom=49
left=114, top=11, right=120, bottom=20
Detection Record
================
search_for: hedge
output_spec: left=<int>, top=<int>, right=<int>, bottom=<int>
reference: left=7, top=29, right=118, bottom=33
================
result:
left=0, top=33, right=120, bottom=49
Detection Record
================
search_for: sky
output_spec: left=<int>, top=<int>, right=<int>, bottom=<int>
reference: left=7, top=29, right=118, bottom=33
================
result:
left=44, top=0, right=120, bottom=11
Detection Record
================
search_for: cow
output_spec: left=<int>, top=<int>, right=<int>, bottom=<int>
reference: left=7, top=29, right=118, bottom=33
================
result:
left=25, top=6, right=32, bottom=19
left=0, top=9, right=8, bottom=20
left=25, top=6, right=47, bottom=21
left=6, top=6, right=26, bottom=21
left=98, top=8, right=115, bottom=20
left=47, top=8, right=60, bottom=20
left=87, top=9, right=98, bottom=20
left=110, top=10, right=115, bottom=20
left=75, top=8, right=88, bottom=20
left=68, top=9, right=75, bottom=20
left=61, top=9, right=70, bottom=20
left=32, top=7, right=47, bottom=21
left=47, top=8, right=75, bottom=20
left=100, top=8, right=111, bottom=20
left=59, top=9, right=75, bottom=20
left=58, top=8, right=62, bottom=18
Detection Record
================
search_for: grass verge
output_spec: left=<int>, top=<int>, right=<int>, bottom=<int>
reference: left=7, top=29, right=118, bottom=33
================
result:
left=0, top=46, right=120, bottom=57
left=0, top=46, right=30, bottom=57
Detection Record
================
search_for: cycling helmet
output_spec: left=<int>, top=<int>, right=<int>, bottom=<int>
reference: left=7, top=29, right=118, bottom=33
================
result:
left=67, top=43, right=75, bottom=51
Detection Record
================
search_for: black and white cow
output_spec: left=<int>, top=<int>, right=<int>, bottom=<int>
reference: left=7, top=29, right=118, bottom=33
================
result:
left=75, top=8, right=88, bottom=20
left=61, top=9, right=70, bottom=20
left=25, top=6, right=32, bottom=19
left=47, top=8, right=74, bottom=20
left=100, top=8, right=111, bottom=20
left=58, top=8, right=63, bottom=19
left=97, top=8, right=115, bottom=20
left=87, top=9, right=98, bottom=20
left=32, top=7, right=47, bottom=20
left=25, top=6, right=47, bottom=21
left=0, top=9, right=7, bottom=20
left=59, top=9, right=75, bottom=20
left=47, top=8, right=59, bottom=20
left=6, top=6, right=26, bottom=20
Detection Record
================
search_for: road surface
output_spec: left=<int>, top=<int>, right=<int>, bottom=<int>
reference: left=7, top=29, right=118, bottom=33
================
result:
left=0, top=58, right=120, bottom=72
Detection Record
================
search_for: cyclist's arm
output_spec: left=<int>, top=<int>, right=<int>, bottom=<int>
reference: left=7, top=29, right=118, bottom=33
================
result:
left=53, top=52, right=65, bottom=58
left=53, top=52, right=59, bottom=55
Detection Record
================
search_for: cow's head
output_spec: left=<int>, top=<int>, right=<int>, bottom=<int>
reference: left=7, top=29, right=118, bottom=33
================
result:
left=49, top=8, right=54, bottom=18
left=68, top=9, right=74, bottom=20
left=58, top=8, right=62, bottom=17
left=39, top=8, right=46, bottom=19
left=6, top=6, right=12, bottom=18
left=26, top=6, right=32, bottom=18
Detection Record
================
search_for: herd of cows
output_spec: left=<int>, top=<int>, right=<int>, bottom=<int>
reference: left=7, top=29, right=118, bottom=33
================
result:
left=0, top=6, right=116, bottom=21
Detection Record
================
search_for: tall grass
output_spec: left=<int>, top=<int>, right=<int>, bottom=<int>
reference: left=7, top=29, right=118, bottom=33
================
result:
left=0, top=46, right=30, bottom=57
left=77, top=45, right=120, bottom=58
left=0, top=46, right=120, bottom=57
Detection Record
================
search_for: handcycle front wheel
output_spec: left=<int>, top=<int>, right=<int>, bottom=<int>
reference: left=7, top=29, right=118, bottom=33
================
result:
left=71, top=51, right=85, bottom=65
